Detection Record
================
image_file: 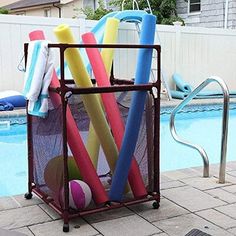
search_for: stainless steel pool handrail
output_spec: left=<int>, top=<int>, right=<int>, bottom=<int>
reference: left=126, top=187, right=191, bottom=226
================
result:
left=170, top=76, right=229, bottom=183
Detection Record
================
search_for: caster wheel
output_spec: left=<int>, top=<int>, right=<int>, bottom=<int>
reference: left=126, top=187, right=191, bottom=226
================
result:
left=63, top=224, right=69, bottom=232
left=152, top=201, right=160, bottom=209
left=24, top=192, right=33, bottom=200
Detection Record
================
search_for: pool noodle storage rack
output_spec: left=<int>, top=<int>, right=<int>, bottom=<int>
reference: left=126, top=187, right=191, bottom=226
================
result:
left=24, top=43, right=161, bottom=232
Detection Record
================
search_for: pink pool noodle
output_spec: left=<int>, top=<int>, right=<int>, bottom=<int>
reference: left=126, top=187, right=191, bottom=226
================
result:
left=29, top=30, right=108, bottom=205
left=82, top=32, right=147, bottom=198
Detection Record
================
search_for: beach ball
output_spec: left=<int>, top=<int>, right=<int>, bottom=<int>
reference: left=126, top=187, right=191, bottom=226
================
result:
left=60, top=180, right=92, bottom=210
left=44, top=155, right=81, bottom=193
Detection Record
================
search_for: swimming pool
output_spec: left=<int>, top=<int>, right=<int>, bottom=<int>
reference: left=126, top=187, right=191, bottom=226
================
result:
left=1, top=104, right=236, bottom=197
left=0, top=121, right=27, bottom=197
left=161, top=104, right=236, bottom=172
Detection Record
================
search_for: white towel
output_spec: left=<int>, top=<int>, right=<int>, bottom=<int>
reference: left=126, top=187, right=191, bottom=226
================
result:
left=23, top=40, right=53, bottom=118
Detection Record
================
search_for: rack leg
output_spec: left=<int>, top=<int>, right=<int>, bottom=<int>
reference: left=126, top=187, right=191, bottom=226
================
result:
left=24, top=192, right=33, bottom=200
left=63, top=223, right=69, bottom=233
left=152, top=200, right=160, bottom=209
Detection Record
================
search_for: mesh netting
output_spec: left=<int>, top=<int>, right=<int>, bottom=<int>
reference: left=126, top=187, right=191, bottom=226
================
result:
left=31, top=91, right=154, bottom=200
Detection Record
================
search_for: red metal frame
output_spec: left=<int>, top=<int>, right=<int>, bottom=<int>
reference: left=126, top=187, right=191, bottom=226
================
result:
left=25, top=43, right=161, bottom=232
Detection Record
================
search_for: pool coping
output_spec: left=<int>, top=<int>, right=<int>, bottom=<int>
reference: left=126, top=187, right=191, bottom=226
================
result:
left=1, top=97, right=236, bottom=119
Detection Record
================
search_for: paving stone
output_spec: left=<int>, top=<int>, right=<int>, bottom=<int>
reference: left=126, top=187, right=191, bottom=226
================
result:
left=216, top=203, right=236, bottom=219
left=226, top=162, right=236, bottom=171
left=38, top=204, right=60, bottom=220
left=29, top=218, right=98, bottom=236
left=227, top=170, right=236, bottom=177
left=161, top=168, right=200, bottom=181
left=0, top=228, right=27, bottom=236
left=222, top=185, right=236, bottom=194
left=153, top=213, right=233, bottom=236
left=150, top=233, right=168, bottom=236
left=0, top=205, right=51, bottom=229
left=11, top=227, right=34, bottom=236
left=227, top=227, right=236, bottom=235
left=160, top=180, right=185, bottom=190
left=162, top=186, right=225, bottom=212
left=160, top=174, right=173, bottom=183
left=205, top=188, right=236, bottom=203
left=92, top=215, right=161, bottom=236
left=180, top=176, right=231, bottom=190
left=224, top=174, right=236, bottom=184
left=13, top=194, right=42, bottom=207
left=84, top=206, right=134, bottom=224
left=129, top=198, right=189, bottom=222
left=0, top=197, right=20, bottom=211
left=196, top=209, right=236, bottom=229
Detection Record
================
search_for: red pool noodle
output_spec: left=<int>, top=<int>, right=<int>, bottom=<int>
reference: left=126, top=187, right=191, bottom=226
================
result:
left=82, top=32, right=147, bottom=198
left=29, top=30, right=108, bottom=205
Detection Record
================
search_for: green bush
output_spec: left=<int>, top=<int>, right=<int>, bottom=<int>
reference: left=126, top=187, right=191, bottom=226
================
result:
left=74, top=0, right=112, bottom=20
left=0, top=8, right=9, bottom=14
left=109, top=0, right=184, bottom=25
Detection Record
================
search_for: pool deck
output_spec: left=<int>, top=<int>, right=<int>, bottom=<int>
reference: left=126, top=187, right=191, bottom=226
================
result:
left=1, top=98, right=236, bottom=235
left=2, top=163, right=236, bottom=236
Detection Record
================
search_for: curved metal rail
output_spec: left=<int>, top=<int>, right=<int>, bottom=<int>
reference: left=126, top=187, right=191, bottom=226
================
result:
left=170, top=76, right=229, bottom=183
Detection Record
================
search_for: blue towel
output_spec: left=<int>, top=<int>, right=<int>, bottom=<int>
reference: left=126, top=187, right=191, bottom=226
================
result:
left=23, top=40, right=53, bottom=118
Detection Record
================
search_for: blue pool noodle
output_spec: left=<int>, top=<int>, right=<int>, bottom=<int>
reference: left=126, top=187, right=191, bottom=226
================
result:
left=109, top=14, right=157, bottom=201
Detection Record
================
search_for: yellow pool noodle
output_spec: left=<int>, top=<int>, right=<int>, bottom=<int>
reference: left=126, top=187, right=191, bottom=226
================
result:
left=86, top=18, right=120, bottom=169
left=54, top=24, right=118, bottom=172
left=86, top=123, right=100, bottom=168
left=101, top=18, right=120, bottom=75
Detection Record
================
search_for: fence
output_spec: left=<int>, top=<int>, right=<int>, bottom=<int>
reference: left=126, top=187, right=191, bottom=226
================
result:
left=0, top=14, right=236, bottom=92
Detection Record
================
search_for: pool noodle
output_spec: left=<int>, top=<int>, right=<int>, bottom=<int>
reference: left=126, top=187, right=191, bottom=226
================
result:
left=86, top=123, right=100, bottom=168
left=100, top=18, right=119, bottom=74
left=29, top=30, right=108, bottom=205
left=82, top=31, right=147, bottom=198
left=109, top=14, right=156, bottom=201
left=86, top=18, right=120, bottom=170
left=53, top=25, right=119, bottom=174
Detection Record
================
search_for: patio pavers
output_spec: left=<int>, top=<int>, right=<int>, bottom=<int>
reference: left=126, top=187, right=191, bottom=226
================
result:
left=29, top=219, right=99, bottom=236
left=153, top=213, right=234, bottom=236
left=205, top=188, right=236, bottom=204
left=2, top=163, right=236, bottom=235
left=196, top=208, right=236, bottom=229
left=91, top=214, right=162, bottom=236
left=161, top=185, right=226, bottom=212
left=128, top=198, right=189, bottom=222
left=0, top=205, right=51, bottom=230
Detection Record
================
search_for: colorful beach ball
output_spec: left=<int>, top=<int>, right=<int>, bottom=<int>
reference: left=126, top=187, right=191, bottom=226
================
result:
left=60, top=180, right=92, bottom=210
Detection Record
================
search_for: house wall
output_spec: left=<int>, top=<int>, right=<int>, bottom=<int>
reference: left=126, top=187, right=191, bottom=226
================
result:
left=177, top=0, right=236, bottom=29
left=8, top=0, right=83, bottom=18
left=0, top=14, right=236, bottom=93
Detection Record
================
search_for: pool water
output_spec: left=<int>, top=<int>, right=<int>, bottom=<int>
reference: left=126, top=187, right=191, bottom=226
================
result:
left=0, top=124, right=27, bottom=197
left=160, top=108, right=236, bottom=172
left=1, top=106, right=236, bottom=197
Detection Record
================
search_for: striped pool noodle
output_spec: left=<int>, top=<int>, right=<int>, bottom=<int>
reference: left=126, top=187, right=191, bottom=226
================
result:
left=29, top=30, right=108, bottom=205
left=109, top=14, right=157, bottom=201
left=82, top=32, right=147, bottom=198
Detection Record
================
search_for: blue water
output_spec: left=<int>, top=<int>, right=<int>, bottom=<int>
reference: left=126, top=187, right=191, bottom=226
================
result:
left=1, top=107, right=236, bottom=196
left=0, top=124, right=27, bottom=197
left=160, top=108, right=236, bottom=172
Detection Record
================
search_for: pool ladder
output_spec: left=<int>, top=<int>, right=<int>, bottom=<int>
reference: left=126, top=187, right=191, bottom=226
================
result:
left=170, top=76, right=229, bottom=183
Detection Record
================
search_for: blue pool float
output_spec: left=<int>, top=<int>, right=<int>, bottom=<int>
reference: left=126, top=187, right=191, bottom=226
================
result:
left=0, top=90, right=26, bottom=108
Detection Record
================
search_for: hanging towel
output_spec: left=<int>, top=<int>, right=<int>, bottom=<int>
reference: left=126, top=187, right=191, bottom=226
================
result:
left=23, top=40, right=53, bottom=118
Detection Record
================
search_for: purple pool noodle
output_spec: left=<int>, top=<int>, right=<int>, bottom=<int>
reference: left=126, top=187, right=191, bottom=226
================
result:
left=109, top=14, right=156, bottom=201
